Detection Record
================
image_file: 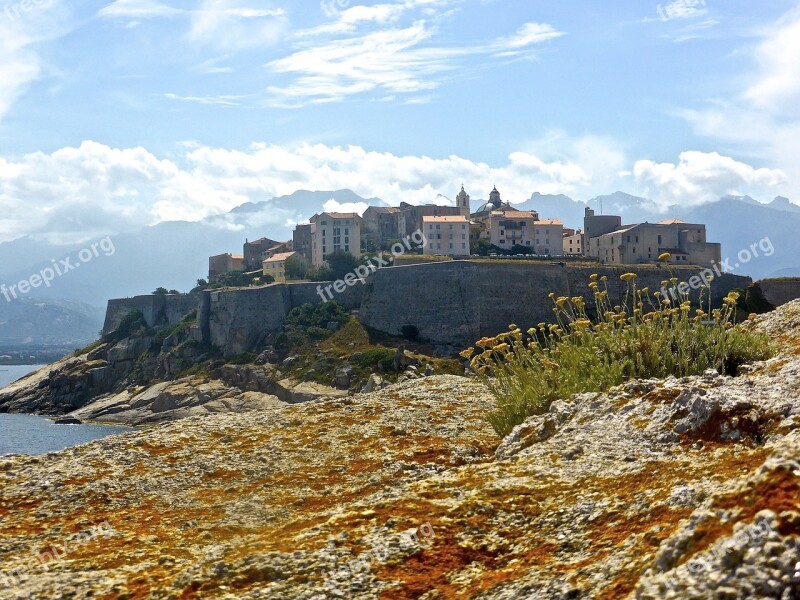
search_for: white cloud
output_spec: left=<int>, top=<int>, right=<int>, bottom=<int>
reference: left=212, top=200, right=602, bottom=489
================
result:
left=744, top=8, right=800, bottom=114
left=675, top=7, right=800, bottom=197
left=494, top=22, right=564, bottom=53
left=98, top=0, right=287, bottom=51
left=97, top=0, right=182, bottom=19
left=323, top=199, right=371, bottom=214
left=187, top=0, right=286, bottom=51
left=633, top=151, right=787, bottom=206
left=269, top=13, right=563, bottom=105
left=656, top=0, right=707, bottom=22
left=0, top=0, right=72, bottom=123
left=0, top=139, right=791, bottom=244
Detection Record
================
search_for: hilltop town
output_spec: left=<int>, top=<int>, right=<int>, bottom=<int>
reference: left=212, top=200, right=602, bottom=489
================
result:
left=207, top=185, right=722, bottom=287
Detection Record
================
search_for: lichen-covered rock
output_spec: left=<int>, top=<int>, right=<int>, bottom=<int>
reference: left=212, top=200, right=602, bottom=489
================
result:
left=2, top=303, right=800, bottom=598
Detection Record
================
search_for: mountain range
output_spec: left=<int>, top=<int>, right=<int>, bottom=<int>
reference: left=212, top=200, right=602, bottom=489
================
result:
left=0, top=188, right=798, bottom=348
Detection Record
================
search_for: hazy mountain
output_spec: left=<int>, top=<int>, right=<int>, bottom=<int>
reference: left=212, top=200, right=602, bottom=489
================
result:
left=0, top=298, right=104, bottom=347
left=517, top=193, right=587, bottom=230
left=0, top=190, right=370, bottom=306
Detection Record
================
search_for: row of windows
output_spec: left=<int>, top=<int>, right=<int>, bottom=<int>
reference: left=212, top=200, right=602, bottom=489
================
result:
left=428, top=223, right=467, bottom=230
left=498, top=240, right=551, bottom=246
left=320, top=220, right=356, bottom=226
left=321, top=245, right=350, bottom=254
left=430, top=233, right=466, bottom=240
left=429, top=243, right=467, bottom=250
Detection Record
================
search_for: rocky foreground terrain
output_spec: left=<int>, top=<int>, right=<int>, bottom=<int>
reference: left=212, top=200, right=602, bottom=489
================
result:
left=2, top=304, right=800, bottom=598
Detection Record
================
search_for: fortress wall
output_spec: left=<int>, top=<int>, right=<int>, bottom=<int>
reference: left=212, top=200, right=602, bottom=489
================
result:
left=104, top=264, right=754, bottom=355
left=102, top=294, right=199, bottom=335
left=756, top=279, right=800, bottom=308
left=359, top=262, right=481, bottom=347
left=207, top=286, right=289, bottom=356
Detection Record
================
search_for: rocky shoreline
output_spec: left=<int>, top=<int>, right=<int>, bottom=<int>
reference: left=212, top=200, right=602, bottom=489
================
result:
left=0, top=304, right=799, bottom=598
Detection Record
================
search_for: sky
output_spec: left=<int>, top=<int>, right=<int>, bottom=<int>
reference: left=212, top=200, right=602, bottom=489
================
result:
left=0, top=0, right=799, bottom=244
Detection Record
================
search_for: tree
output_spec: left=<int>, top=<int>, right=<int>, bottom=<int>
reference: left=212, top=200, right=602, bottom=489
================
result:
left=152, top=287, right=169, bottom=295
left=285, top=256, right=308, bottom=280
left=471, top=238, right=491, bottom=256
left=325, top=250, right=359, bottom=280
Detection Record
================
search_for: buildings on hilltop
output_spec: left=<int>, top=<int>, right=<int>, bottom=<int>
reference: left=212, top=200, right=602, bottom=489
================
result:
left=208, top=253, right=244, bottom=283
left=243, top=237, right=282, bottom=270
left=422, top=215, right=470, bottom=257
left=583, top=208, right=721, bottom=267
left=208, top=185, right=723, bottom=285
left=309, top=212, right=363, bottom=267
left=563, top=228, right=584, bottom=256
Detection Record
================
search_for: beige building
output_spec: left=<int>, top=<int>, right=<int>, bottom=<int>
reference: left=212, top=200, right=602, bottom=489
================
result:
left=590, top=219, right=721, bottom=267
left=563, top=229, right=584, bottom=256
left=485, top=210, right=540, bottom=250
left=532, top=219, right=564, bottom=256
left=262, top=251, right=297, bottom=284
left=309, top=212, right=363, bottom=267
left=422, top=215, right=470, bottom=256
left=208, top=253, right=244, bottom=283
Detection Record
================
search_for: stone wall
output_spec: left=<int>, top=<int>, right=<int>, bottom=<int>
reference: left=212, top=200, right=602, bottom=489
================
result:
left=756, top=279, right=800, bottom=308
left=359, top=262, right=752, bottom=349
left=104, top=264, right=753, bottom=357
left=104, top=281, right=363, bottom=357
left=103, top=294, right=199, bottom=335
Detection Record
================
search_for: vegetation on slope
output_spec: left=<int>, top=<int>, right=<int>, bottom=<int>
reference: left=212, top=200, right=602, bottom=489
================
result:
left=465, top=261, right=773, bottom=436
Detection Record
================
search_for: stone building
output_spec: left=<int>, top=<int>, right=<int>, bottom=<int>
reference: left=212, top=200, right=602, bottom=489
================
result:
left=422, top=215, right=470, bottom=257
left=398, top=202, right=465, bottom=238
left=484, top=210, right=540, bottom=250
left=243, top=237, right=281, bottom=270
left=309, top=212, right=363, bottom=267
left=208, top=253, right=244, bottom=283
left=563, top=229, right=585, bottom=256
left=587, top=214, right=721, bottom=267
left=292, top=224, right=313, bottom=264
left=362, top=206, right=401, bottom=249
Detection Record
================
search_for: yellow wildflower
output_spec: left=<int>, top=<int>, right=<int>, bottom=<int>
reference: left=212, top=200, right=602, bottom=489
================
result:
left=658, top=252, right=671, bottom=262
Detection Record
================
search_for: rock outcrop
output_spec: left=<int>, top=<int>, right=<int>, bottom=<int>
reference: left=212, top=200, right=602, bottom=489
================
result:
left=1, top=304, right=800, bottom=598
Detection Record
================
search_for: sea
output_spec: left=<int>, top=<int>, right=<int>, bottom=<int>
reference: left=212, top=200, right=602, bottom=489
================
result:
left=0, top=365, right=132, bottom=456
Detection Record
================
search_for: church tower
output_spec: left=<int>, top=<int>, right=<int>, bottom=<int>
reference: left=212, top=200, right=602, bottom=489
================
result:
left=489, top=186, right=501, bottom=210
left=456, top=184, right=470, bottom=218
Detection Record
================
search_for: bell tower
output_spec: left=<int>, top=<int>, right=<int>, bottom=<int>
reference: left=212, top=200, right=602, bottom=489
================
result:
left=456, top=184, right=470, bottom=218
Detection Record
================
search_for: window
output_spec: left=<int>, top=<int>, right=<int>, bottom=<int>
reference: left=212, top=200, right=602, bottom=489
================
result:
left=429, top=243, right=433, bottom=249
left=635, top=235, right=639, bottom=243
left=627, top=235, right=631, bottom=243
left=462, top=243, right=466, bottom=249
left=345, top=245, right=349, bottom=252
left=658, top=235, right=662, bottom=244
left=436, top=224, right=441, bottom=230
left=449, top=243, right=453, bottom=249
left=500, top=230, right=505, bottom=236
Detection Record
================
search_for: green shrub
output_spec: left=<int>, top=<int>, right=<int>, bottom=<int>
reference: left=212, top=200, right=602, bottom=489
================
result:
left=274, top=302, right=352, bottom=356
left=111, top=311, right=148, bottom=342
left=353, top=348, right=396, bottom=371
left=467, top=269, right=773, bottom=437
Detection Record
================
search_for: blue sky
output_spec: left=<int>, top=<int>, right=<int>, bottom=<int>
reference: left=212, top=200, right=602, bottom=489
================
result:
left=1, top=0, right=799, bottom=243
